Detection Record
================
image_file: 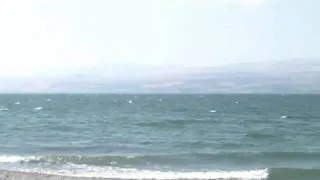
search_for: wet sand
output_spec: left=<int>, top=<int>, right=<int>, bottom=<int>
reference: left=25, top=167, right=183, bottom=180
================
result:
left=0, top=170, right=109, bottom=180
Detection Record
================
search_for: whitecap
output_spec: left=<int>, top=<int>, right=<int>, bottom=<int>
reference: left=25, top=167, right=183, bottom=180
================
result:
left=128, top=100, right=133, bottom=104
left=280, top=115, right=288, bottom=119
left=209, top=109, right=217, bottom=113
left=15, top=101, right=20, bottom=105
left=234, top=101, right=239, bottom=104
left=0, top=107, right=8, bottom=111
left=33, top=107, right=43, bottom=111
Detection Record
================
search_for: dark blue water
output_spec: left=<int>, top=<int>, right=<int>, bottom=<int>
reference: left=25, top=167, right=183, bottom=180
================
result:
left=0, top=94, right=319, bottom=179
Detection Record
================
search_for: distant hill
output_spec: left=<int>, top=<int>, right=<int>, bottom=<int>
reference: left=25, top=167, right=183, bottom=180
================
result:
left=0, top=59, right=319, bottom=93
left=140, top=59, right=320, bottom=93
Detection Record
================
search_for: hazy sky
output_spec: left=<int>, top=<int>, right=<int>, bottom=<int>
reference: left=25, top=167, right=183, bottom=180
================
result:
left=0, top=0, right=319, bottom=76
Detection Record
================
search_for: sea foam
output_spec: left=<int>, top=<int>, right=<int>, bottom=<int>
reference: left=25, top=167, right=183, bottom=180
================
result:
left=0, top=155, right=268, bottom=180
left=16, top=165, right=269, bottom=180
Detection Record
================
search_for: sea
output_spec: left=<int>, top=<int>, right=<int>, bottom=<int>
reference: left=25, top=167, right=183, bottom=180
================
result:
left=0, top=94, right=319, bottom=180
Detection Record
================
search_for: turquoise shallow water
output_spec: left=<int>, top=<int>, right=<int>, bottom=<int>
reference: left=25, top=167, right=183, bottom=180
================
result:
left=0, top=94, right=319, bottom=180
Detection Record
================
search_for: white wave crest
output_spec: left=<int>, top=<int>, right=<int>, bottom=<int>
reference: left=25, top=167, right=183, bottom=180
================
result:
left=0, top=107, right=8, bottom=111
left=33, top=107, right=43, bottom=111
left=0, top=155, right=39, bottom=163
left=0, top=155, right=268, bottom=179
left=14, top=164, right=268, bottom=179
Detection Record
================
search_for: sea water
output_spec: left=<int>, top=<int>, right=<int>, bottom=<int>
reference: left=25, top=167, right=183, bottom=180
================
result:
left=0, top=94, right=319, bottom=180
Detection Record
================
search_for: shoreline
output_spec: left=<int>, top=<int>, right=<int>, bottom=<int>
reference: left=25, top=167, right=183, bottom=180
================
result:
left=0, top=170, right=109, bottom=180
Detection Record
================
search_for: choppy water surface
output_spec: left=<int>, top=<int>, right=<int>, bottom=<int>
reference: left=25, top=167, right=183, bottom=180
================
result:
left=0, top=94, right=319, bottom=180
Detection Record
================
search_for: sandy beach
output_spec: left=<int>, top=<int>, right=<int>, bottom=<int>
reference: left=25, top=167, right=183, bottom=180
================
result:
left=0, top=170, right=108, bottom=180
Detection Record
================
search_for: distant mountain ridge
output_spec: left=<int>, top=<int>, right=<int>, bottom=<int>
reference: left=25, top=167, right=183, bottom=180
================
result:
left=0, top=59, right=319, bottom=93
left=131, top=59, right=320, bottom=93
